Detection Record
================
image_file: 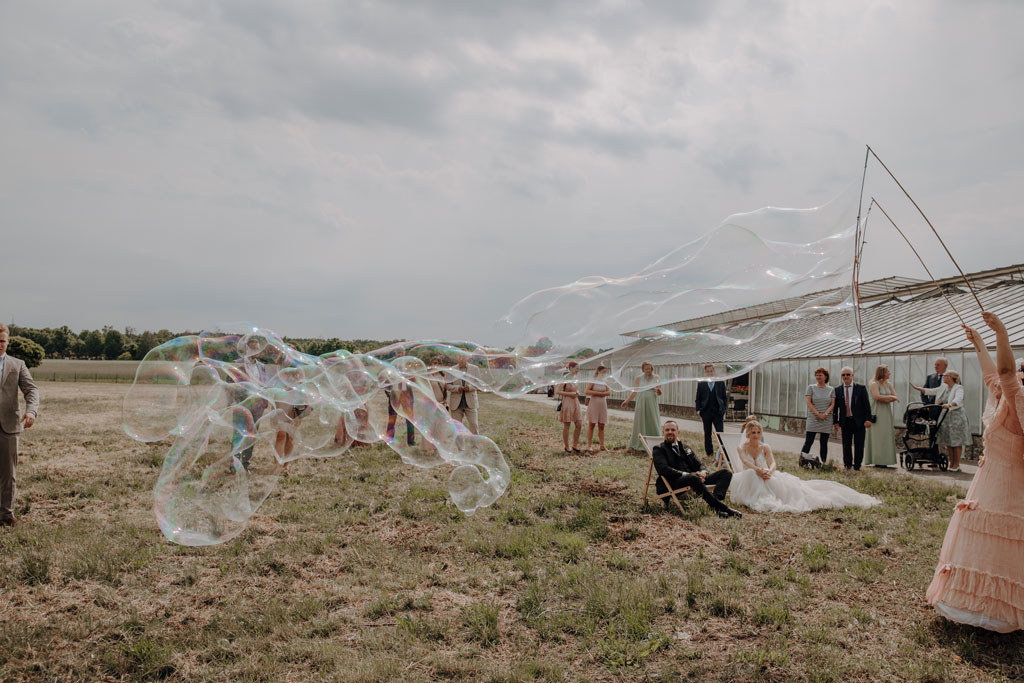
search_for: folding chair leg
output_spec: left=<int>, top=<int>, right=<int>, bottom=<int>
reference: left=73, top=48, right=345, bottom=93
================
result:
left=642, top=458, right=655, bottom=507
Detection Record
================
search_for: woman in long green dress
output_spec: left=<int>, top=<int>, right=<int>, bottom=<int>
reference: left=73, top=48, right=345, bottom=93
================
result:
left=865, top=364, right=899, bottom=467
left=621, top=361, right=661, bottom=452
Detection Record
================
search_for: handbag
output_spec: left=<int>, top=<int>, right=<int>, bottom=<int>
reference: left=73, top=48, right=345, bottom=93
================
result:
left=555, top=399, right=562, bottom=412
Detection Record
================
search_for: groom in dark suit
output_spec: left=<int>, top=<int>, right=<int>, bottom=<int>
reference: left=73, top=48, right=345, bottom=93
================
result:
left=652, top=421, right=741, bottom=518
left=832, top=367, right=873, bottom=470
left=695, top=363, right=728, bottom=457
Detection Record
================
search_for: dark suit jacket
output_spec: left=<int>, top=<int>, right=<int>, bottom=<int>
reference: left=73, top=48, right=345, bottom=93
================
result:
left=832, top=382, right=871, bottom=426
left=695, top=380, right=728, bottom=415
left=922, top=372, right=944, bottom=405
left=652, top=439, right=704, bottom=487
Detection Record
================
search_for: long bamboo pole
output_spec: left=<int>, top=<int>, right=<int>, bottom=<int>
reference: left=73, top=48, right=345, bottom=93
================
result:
left=870, top=198, right=966, bottom=325
left=866, top=146, right=984, bottom=310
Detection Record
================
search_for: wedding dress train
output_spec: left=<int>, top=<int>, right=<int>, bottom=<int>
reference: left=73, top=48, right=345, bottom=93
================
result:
left=729, top=442, right=880, bottom=513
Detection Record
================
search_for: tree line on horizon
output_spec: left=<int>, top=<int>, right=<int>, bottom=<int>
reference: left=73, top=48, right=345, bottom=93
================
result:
left=4, top=324, right=405, bottom=368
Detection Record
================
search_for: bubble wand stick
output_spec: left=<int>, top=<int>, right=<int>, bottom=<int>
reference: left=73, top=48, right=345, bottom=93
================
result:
left=866, top=145, right=984, bottom=311
left=867, top=198, right=966, bottom=325
left=852, top=146, right=871, bottom=349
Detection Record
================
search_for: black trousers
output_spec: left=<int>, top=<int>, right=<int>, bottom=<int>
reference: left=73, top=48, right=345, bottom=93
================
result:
left=801, top=432, right=830, bottom=463
left=664, top=469, right=732, bottom=513
left=839, top=417, right=866, bottom=470
left=701, top=411, right=725, bottom=456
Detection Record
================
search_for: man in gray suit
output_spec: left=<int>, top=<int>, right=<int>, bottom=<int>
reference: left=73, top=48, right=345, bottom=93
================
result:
left=445, top=354, right=479, bottom=435
left=0, top=323, right=40, bottom=526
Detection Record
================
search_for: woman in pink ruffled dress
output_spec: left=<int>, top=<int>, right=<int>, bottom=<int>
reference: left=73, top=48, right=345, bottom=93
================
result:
left=926, top=312, right=1024, bottom=632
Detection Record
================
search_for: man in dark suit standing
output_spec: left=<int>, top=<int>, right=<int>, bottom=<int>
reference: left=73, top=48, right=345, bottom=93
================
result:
left=832, top=366, right=872, bottom=470
left=920, top=358, right=948, bottom=405
left=0, top=324, right=40, bottom=527
left=652, top=421, right=741, bottom=518
left=695, top=363, right=728, bottom=457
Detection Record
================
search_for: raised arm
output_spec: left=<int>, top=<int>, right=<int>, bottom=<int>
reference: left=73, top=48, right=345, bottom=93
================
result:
left=965, top=325, right=998, bottom=377
left=910, top=382, right=943, bottom=396
left=983, top=312, right=1016, bottom=378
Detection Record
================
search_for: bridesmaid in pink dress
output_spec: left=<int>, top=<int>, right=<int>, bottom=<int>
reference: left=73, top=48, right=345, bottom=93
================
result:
left=926, top=312, right=1024, bottom=632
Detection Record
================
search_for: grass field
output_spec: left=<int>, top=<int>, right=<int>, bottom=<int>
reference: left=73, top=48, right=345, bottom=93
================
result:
left=2, top=382, right=1022, bottom=681
left=31, top=358, right=141, bottom=382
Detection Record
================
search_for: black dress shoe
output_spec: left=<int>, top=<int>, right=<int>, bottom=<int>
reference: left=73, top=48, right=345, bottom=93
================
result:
left=716, top=507, right=742, bottom=518
left=0, top=518, right=14, bottom=527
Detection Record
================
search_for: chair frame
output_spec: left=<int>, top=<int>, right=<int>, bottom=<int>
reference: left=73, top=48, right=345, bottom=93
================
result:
left=639, top=434, right=693, bottom=514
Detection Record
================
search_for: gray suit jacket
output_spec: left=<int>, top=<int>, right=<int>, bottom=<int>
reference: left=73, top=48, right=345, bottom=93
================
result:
left=445, top=368, right=480, bottom=412
left=1, top=355, right=39, bottom=434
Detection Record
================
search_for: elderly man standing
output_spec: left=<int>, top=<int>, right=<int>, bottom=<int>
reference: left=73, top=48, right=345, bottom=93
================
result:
left=921, top=358, right=948, bottom=405
left=0, top=324, right=40, bottom=527
left=832, top=366, right=872, bottom=471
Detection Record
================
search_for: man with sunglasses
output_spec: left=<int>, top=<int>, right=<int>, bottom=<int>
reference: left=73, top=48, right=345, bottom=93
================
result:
left=832, top=367, right=872, bottom=470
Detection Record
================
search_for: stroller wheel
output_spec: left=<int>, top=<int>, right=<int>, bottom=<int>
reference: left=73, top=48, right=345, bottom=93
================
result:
left=938, top=454, right=949, bottom=471
left=904, top=454, right=915, bottom=470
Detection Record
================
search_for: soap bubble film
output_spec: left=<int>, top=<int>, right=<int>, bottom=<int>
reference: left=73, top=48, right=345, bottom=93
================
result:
left=125, top=326, right=510, bottom=545
left=124, top=186, right=860, bottom=544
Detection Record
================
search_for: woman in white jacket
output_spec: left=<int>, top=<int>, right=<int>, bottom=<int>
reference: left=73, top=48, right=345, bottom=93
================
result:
left=910, top=371, right=972, bottom=472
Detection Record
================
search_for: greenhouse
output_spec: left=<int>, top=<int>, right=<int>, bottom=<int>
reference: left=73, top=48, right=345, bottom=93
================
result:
left=579, top=264, right=1024, bottom=456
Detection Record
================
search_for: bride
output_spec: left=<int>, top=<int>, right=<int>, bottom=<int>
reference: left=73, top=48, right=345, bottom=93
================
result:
left=730, top=420, right=881, bottom=513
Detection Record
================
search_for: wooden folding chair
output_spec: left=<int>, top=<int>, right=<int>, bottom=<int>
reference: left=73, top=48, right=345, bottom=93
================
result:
left=639, top=434, right=693, bottom=514
left=711, top=427, right=737, bottom=472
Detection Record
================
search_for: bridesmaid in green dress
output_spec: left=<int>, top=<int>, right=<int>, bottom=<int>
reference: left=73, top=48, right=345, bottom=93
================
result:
left=621, top=361, right=662, bottom=452
left=865, top=364, right=899, bottom=467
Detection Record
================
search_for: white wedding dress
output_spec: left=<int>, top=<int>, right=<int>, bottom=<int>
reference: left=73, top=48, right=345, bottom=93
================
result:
left=729, top=442, right=881, bottom=513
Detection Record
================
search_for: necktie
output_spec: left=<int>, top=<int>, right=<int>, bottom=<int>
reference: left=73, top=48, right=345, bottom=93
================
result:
left=845, top=385, right=853, bottom=417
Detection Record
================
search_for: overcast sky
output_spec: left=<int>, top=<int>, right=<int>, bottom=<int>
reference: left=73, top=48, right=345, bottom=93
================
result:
left=3, top=1, right=1022, bottom=346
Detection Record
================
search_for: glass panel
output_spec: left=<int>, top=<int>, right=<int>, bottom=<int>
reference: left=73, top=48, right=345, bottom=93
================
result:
left=961, top=352, right=981, bottom=437
left=909, top=354, right=928, bottom=404
left=894, top=355, right=910, bottom=426
left=770, top=363, right=780, bottom=415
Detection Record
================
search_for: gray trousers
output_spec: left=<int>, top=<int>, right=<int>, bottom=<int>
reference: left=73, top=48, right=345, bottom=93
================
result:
left=0, top=430, right=17, bottom=520
left=450, top=405, right=479, bottom=435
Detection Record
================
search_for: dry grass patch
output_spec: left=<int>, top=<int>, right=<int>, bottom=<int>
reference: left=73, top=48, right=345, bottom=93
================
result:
left=0, top=385, right=1021, bottom=681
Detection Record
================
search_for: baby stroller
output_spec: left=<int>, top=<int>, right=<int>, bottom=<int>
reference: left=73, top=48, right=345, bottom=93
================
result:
left=900, top=402, right=949, bottom=471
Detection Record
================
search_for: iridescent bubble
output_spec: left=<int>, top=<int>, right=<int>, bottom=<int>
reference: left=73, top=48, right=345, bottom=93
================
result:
left=125, top=324, right=512, bottom=545
left=127, top=187, right=860, bottom=544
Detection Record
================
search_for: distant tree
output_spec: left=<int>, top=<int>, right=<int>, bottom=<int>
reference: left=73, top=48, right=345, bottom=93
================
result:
left=117, top=351, right=134, bottom=361
left=52, top=326, right=74, bottom=357
left=17, top=328, right=52, bottom=354
left=135, top=331, right=159, bottom=360
left=70, top=336, right=87, bottom=358
left=7, top=336, right=44, bottom=368
left=83, top=330, right=104, bottom=358
left=104, top=329, right=125, bottom=360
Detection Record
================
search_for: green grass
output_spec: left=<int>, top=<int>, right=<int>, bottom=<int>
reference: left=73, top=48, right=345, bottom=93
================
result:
left=1, top=385, right=1021, bottom=681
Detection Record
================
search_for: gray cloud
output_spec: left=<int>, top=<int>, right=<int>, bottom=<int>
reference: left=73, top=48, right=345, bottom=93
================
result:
left=1, top=0, right=1023, bottom=345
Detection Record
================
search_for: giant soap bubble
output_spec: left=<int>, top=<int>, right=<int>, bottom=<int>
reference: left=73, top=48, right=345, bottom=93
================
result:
left=124, top=184, right=861, bottom=544
left=124, top=327, right=510, bottom=545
